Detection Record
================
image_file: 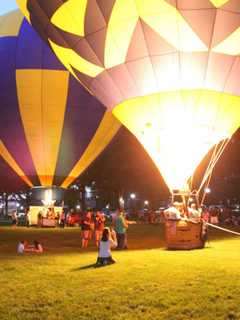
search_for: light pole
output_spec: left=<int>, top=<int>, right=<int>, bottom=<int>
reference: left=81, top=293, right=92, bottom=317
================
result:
left=129, top=193, right=136, bottom=212
left=119, top=197, right=125, bottom=209
left=144, top=200, right=149, bottom=206
left=205, top=187, right=211, bottom=194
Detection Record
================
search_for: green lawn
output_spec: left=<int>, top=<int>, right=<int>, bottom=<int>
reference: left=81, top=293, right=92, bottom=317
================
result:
left=0, top=224, right=240, bottom=320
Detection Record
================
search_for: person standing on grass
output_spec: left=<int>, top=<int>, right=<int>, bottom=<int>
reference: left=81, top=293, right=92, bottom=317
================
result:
left=96, top=227, right=117, bottom=266
left=11, top=210, right=18, bottom=227
left=88, top=211, right=95, bottom=241
left=115, top=209, right=128, bottom=250
left=94, top=211, right=105, bottom=247
left=81, top=212, right=92, bottom=248
left=25, top=208, right=30, bottom=227
left=59, top=209, right=65, bottom=228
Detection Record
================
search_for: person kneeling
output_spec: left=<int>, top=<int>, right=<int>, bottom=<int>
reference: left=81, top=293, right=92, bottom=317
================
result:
left=96, top=227, right=117, bottom=267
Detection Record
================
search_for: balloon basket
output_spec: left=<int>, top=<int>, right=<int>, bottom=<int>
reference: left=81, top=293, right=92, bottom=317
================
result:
left=165, top=220, right=206, bottom=250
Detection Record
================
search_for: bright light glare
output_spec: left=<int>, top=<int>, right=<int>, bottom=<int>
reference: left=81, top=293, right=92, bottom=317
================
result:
left=144, top=200, right=149, bottom=205
left=130, top=193, right=136, bottom=199
left=205, top=187, right=211, bottom=194
left=119, top=197, right=124, bottom=203
left=114, top=90, right=237, bottom=192
left=42, top=189, right=55, bottom=206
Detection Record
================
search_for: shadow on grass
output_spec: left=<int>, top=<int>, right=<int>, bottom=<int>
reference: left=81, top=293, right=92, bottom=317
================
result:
left=72, top=263, right=97, bottom=271
left=72, top=263, right=116, bottom=271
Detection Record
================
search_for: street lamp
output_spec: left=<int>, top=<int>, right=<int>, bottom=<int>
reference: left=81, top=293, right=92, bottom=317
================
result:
left=205, top=187, right=211, bottom=194
left=144, top=200, right=149, bottom=206
left=130, top=193, right=136, bottom=199
left=119, top=197, right=125, bottom=209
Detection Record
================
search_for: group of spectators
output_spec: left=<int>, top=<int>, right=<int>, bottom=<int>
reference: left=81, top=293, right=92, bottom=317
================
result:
left=201, top=206, right=240, bottom=226
left=127, top=205, right=240, bottom=226
left=80, top=209, right=134, bottom=250
left=80, top=209, right=136, bottom=266
left=16, top=209, right=134, bottom=267
left=13, top=203, right=240, bottom=267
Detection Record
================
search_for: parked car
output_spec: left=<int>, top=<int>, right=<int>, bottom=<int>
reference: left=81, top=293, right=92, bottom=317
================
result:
left=66, top=212, right=82, bottom=226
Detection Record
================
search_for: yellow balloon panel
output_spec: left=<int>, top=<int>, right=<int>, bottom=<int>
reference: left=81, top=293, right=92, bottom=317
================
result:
left=51, top=0, right=88, bottom=37
left=16, top=69, right=69, bottom=186
left=49, top=39, right=104, bottom=79
left=210, top=0, right=230, bottom=7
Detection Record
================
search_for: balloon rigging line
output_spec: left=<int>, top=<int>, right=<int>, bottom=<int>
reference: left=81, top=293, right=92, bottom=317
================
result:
left=199, top=138, right=230, bottom=206
left=200, top=138, right=227, bottom=193
left=206, top=222, right=240, bottom=236
left=198, top=140, right=229, bottom=206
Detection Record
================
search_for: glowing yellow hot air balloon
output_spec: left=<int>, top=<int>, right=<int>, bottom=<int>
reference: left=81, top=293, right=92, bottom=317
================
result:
left=17, top=0, right=240, bottom=197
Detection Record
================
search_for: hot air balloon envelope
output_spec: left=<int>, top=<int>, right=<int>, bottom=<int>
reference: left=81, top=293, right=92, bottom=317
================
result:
left=17, top=0, right=240, bottom=193
left=0, top=10, right=120, bottom=192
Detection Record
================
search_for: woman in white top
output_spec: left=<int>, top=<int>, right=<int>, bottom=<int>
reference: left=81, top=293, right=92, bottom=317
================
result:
left=96, top=227, right=117, bottom=266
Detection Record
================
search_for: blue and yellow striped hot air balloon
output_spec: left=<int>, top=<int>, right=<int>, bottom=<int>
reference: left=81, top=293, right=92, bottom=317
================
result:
left=0, top=10, right=120, bottom=192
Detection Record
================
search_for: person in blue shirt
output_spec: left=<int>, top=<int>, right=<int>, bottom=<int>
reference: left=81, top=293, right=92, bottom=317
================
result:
left=115, top=210, right=128, bottom=250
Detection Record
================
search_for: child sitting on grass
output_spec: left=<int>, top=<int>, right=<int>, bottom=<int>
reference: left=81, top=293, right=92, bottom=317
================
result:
left=96, top=227, right=117, bottom=267
left=17, top=240, right=26, bottom=254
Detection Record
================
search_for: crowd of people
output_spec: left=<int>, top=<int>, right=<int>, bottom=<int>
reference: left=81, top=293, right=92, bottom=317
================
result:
left=201, top=206, right=240, bottom=226
left=16, top=209, right=136, bottom=267
left=81, top=209, right=138, bottom=266
left=80, top=209, right=135, bottom=250
left=131, top=204, right=240, bottom=226
left=9, top=203, right=240, bottom=229
left=11, top=202, right=240, bottom=266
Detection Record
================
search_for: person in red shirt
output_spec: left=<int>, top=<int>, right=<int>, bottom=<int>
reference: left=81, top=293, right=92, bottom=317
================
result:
left=81, top=212, right=92, bottom=248
left=94, top=211, right=105, bottom=247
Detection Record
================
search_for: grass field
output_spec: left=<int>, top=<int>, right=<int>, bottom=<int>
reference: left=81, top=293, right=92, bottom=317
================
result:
left=0, top=224, right=240, bottom=320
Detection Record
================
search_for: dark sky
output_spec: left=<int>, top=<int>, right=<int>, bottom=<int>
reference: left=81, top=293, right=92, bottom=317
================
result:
left=78, top=127, right=240, bottom=205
